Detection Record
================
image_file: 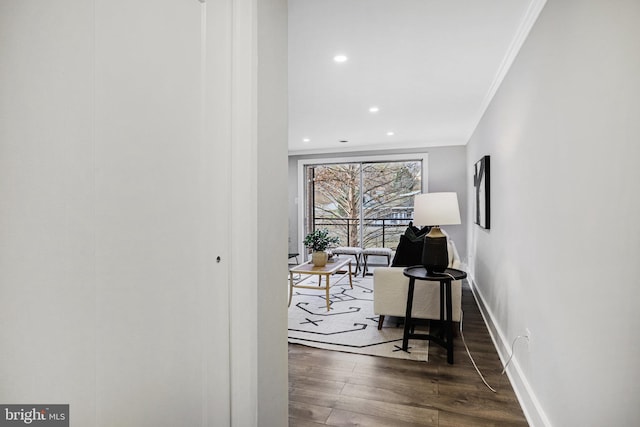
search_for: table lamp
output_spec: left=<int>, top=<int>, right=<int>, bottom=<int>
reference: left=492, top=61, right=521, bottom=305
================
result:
left=413, top=192, right=461, bottom=274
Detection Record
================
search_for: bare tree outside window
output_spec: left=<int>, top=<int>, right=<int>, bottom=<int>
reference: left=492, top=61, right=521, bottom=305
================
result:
left=362, top=161, right=421, bottom=249
left=307, top=160, right=421, bottom=250
left=312, top=163, right=361, bottom=246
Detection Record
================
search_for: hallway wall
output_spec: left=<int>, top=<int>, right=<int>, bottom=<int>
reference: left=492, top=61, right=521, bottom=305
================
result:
left=466, top=1, right=640, bottom=425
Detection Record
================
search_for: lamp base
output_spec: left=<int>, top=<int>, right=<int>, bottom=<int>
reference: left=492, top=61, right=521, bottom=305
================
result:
left=421, top=226, right=449, bottom=274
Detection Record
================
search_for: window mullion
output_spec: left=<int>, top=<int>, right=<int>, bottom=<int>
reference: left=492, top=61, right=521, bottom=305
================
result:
left=359, top=162, right=364, bottom=249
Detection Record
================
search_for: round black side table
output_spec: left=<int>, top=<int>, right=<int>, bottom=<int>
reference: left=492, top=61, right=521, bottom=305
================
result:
left=402, top=267, right=467, bottom=364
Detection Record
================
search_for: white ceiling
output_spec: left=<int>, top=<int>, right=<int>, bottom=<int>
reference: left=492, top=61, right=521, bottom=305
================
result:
left=288, top=0, right=538, bottom=155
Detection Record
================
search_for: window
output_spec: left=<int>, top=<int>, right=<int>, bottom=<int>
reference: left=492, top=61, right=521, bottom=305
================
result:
left=298, top=154, right=427, bottom=255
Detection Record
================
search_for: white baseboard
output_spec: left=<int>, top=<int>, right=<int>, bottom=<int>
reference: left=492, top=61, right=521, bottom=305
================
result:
left=466, top=276, right=553, bottom=427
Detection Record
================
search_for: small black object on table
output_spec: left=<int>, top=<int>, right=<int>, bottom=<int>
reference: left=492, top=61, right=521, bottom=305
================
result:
left=401, top=266, right=467, bottom=364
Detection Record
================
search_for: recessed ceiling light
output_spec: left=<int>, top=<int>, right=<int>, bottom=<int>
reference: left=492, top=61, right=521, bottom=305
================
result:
left=339, top=140, right=349, bottom=143
left=386, top=131, right=395, bottom=136
left=333, top=55, right=348, bottom=63
left=369, top=106, right=379, bottom=113
left=302, top=138, right=310, bottom=143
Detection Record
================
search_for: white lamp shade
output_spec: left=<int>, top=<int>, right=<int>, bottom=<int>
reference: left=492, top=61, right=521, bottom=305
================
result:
left=413, top=192, right=461, bottom=226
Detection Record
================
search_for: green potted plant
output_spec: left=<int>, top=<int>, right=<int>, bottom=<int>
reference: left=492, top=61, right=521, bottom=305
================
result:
left=303, top=228, right=340, bottom=267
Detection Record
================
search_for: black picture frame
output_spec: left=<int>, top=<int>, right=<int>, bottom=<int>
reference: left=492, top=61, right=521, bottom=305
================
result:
left=474, top=156, right=490, bottom=229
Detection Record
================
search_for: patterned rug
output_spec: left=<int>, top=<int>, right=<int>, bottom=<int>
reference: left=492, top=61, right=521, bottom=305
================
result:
left=288, top=274, right=429, bottom=361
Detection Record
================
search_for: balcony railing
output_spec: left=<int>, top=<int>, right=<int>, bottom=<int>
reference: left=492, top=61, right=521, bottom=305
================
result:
left=314, top=217, right=413, bottom=249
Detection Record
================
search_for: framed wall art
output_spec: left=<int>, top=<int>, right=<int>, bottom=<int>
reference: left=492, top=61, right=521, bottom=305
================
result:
left=474, top=155, right=490, bottom=229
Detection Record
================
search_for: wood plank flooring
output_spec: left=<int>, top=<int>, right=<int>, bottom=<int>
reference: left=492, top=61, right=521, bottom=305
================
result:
left=288, top=281, right=529, bottom=426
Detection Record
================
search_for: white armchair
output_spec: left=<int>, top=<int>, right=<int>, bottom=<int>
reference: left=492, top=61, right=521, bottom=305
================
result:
left=373, top=239, right=462, bottom=329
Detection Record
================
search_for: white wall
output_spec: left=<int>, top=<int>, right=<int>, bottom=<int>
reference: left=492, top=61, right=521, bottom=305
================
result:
left=466, top=1, right=640, bottom=426
left=288, top=145, right=468, bottom=260
left=257, top=0, right=289, bottom=425
left=0, top=1, right=288, bottom=426
left=0, top=2, right=97, bottom=424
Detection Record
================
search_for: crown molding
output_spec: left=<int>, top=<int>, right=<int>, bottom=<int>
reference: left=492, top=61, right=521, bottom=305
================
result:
left=466, top=0, right=548, bottom=143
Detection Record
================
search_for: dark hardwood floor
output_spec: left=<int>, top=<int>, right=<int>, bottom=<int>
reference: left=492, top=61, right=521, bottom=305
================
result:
left=288, top=281, right=529, bottom=426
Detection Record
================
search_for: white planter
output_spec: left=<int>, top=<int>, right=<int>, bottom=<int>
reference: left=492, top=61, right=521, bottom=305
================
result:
left=311, top=251, right=328, bottom=267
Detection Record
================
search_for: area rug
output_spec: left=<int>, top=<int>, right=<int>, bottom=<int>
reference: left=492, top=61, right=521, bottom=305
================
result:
left=288, top=274, right=429, bottom=361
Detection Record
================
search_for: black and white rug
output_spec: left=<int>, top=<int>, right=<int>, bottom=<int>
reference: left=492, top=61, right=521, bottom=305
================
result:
left=288, top=275, right=429, bottom=361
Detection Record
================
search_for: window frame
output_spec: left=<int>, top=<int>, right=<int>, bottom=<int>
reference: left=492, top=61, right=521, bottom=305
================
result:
left=297, top=153, right=429, bottom=259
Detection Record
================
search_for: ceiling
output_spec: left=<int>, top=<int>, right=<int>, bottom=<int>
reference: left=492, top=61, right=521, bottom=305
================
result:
left=288, top=0, right=539, bottom=155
